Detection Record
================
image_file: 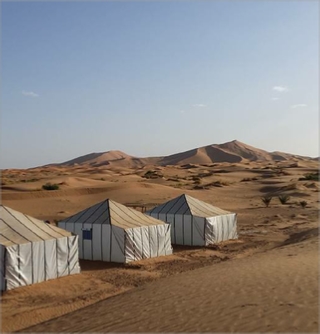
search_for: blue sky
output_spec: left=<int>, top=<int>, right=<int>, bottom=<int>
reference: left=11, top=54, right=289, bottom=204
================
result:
left=1, top=1, right=318, bottom=168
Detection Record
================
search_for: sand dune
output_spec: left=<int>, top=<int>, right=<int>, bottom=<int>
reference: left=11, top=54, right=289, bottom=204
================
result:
left=55, top=150, right=132, bottom=166
left=46, top=140, right=315, bottom=168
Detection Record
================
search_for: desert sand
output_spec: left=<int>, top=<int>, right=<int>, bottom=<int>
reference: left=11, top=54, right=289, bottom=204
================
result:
left=1, top=141, right=319, bottom=333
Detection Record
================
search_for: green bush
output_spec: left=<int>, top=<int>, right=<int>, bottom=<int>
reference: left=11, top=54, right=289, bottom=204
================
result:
left=298, top=173, right=319, bottom=181
left=142, top=170, right=163, bottom=179
left=278, top=194, right=290, bottom=205
left=261, top=196, right=272, bottom=207
left=299, top=201, right=307, bottom=208
left=42, top=183, right=59, bottom=191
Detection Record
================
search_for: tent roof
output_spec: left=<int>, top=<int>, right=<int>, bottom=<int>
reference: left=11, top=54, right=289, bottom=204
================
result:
left=0, top=205, right=73, bottom=247
left=147, top=194, right=232, bottom=218
left=61, top=199, right=166, bottom=229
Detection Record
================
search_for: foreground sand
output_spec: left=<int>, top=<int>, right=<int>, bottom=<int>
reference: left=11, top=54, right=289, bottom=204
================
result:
left=24, top=231, right=319, bottom=333
left=1, top=159, right=319, bottom=332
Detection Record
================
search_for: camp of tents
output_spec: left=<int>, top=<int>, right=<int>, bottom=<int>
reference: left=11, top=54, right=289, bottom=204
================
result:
left=1, top=194, right=237, bottom=291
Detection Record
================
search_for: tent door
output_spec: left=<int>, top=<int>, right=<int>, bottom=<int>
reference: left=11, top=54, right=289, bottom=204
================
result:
left=82, top=228, right=93, bottom=260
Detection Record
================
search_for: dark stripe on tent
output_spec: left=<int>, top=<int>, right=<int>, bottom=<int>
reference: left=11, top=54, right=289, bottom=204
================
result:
left=108, top=207, right=112, bottom=262
left=140, top=228, right=144, bottom=259
left=132, top=229, right=135, bottom=261
left=2, top=207, right=45, bottom=241
left=173, top=215, right=176, bottom=244
left=191, top=216, right=194, bottom=246
left=67, top=237, right=71, bottom=275
left=0, top=218, right=31, bottom=242
left=163, top=225, right=168, bottom=255
left=107, top=205, right=141, bottom=229
left=148, top=226, right=152, bottom=258
left=63, top=201, right=100, bottom=223
left=44, top=222, right=66, bottom=237
left=56, top=239, right=59, bottom=278
left=92, top=201, right=109, bottom=224
left=182, top=214, right=185, bottom=245
left=91, top=228, right=93, bottom=261
left=43, top=240, right=47, bottom=281
left=156, top=226, right=159, bottom=257
left=221, top=217, right=225, bottom=241
left=101, top=224, right=103, bottom=261
left=121, top=204, right=163, bottom=227
left=187, top=195, right=230, bottom=218
left=110, top=201, right=149, bottom=227
left=31, top=243, right=34, bottom=284
left=0, top=233, right=16, bottom=244
left=172, top=199, right=188, bottom=216
left=109, top=225, right=113, bottom=262
left=150, top=194, right=185, bottom=215
left=82, top=226, right=85, bottom=260
left=185, top=196, right=211, bottom=217
left=18, top=244, right=21, bottom=286
left=80, top=200, right=108, bottom=226
left=23, top=214, right=57, bottom=239
left=157, top=196, right=182, bottom=214
left=123, top=231, right=127, bottom=260
left=69, top=261, right=79, bottom=274
left=4, top=248, right=7, bottom=291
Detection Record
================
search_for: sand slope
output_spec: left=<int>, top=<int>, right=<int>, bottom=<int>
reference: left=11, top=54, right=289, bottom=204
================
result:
left=23, top=234, right=319, bottom=333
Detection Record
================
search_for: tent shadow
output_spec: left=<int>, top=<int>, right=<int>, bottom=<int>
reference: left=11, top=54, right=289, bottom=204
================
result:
left=80, top=260, right=125, bottom=271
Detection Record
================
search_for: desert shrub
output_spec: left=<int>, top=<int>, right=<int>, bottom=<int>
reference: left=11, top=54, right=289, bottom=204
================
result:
left=142, top=170, right=163, bottom=179
left=193, top=185, right=207, bottom=190
left=299, top=172, right=319, bottom=181
left=261, top=196, right=272, bottom=207
left=278, top=194, right=290, bottom=205
left=42, top=183, right=59, bottom=190
left=299, top=201, right=307, bottom=208
left=21, top=178, right=39, bottom=183
left=241, top=177, right=258, bottom=182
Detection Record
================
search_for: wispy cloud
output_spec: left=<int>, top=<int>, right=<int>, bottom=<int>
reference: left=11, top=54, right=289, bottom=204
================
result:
left=179, top=110, right=186, bottom=114
left=273, top=86, right=289, bottom=93
left=271, top=97, right=280, bottom=101
left=193, top=104, right=206, bottom=107
left=291, top=104, right=307, bottom=109
left=22, top=90, right=39, bottom=98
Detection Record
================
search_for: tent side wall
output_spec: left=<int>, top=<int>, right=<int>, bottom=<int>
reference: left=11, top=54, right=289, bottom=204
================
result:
left=60, top=222, right=126, bottom=263
left=148, top=212, right=206, bottom=246
left=0, top=245, right=5, bottom=291
left=124, top=224, right=172, bottom=263
left=3, top=236, right=80, bottom=291
left=205, top=213, right=238, bottom=245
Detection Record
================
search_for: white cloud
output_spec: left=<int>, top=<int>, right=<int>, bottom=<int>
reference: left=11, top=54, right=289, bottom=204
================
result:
left=22, top=91, right=39, bottom=97
left=179, top=110, right=186, bottom=114
left=271, top=97, right=280, bottom=101
left=291, top=104, right=307, bottom=109
left=273, top=86, right=289, bottom=92
left=192, top=104, right=206, bottom=107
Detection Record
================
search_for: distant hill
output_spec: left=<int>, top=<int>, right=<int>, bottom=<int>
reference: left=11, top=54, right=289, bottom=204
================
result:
left=51, top=140, right=312, bottom=167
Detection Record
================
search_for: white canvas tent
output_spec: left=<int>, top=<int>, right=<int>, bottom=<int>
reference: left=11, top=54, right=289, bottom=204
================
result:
left=0, top=205, right=80, bottom=291
left=146, top=194, right=238, bottom=246
left=58, top=199, right=172, bottom=263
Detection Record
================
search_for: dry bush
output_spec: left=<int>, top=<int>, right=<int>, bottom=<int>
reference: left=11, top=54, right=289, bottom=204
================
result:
left=261, top=196, right=272, bottom=207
